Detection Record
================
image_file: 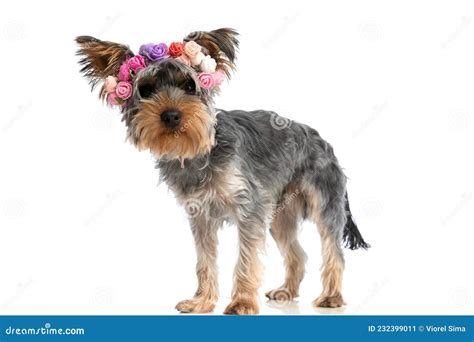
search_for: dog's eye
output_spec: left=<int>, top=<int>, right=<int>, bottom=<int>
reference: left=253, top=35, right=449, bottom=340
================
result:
left=138, top=84, right=155, bottom=99
left=183, top=79, right=196, bottom=94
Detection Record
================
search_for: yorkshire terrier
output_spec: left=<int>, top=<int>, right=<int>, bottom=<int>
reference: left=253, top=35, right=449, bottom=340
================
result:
left=76, top=28, right=369, bottom=315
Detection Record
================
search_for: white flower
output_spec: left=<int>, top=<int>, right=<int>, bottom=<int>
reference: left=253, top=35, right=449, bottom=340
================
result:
left=191, top=52, right=205, bottom=67
left=200, top=55, right=217, bottom=73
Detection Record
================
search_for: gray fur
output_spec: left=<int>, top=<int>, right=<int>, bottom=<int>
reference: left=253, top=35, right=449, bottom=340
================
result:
left=158, top=109, right=348, bottom=240
left=75, top=29, right=368, bottom=312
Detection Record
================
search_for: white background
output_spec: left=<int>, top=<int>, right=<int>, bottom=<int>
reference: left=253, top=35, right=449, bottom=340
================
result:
left=0, top=0, right=473, bottom=315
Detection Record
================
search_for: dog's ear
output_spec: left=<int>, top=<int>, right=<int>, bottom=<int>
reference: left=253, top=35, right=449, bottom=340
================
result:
left=184, top=28, right=239, bottom=78
left=75, top=36, right=134, bottom=89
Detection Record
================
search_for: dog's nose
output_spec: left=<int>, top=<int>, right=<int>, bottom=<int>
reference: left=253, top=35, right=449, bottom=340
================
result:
left=160, top=110, right=182, bottom=129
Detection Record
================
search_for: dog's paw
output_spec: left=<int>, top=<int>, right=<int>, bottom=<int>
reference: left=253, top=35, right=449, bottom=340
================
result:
left=224, top=301, right=259, bottom=315
left=265, top=287, right=297, bottom=301
left=175, top=298, right=215, bottom=313
left=313, top=294, right=346, bottom=308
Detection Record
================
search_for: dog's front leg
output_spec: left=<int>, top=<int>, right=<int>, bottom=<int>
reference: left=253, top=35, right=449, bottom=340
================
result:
left=175, top=215, right=221, bottom=313
left=224, top=221, right=265, bottom=315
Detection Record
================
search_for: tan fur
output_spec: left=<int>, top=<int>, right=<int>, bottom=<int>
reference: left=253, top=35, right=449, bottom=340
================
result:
left=75, top=31, right=356, bottom=315
left=266, top=184, right=307, bottom=301
left=175, top=216, right=220, bottom=313
left=224, top=230, right=263, bottom=315
left=174, top=166, right=266, bottom=315
left=306, top=190, right=346, bottom=308
left=224, top=167, right=267, bottom=315
left=184, top=28, right=238, bottom=78
left=75, top=36, right=132, bottom=95
left=175, top=168, right=346, bottom=312
left=316, top=217, right=344, bottom=298
left=131, top=91, right=215, bottom=159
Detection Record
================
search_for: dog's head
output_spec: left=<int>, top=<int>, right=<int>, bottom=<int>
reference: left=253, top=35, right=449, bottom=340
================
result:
left=76, top=28, right=239, bottom=160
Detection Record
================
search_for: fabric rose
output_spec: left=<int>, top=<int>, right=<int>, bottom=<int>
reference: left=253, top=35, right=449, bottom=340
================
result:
left=115, top=81, right=133, bottom=100
left=128, top=55, right=146, bottom=72
left=168, top=42, right=184, bottom=57
left=139, top=43, right=154, bottom=56
left=198, top=73, right=215, bottom=90
left=104, top=76, right=118, bottom=93
left=175, top=55, right=191, bottom=66
left=118, top=62, right=131, bottom=81
left=184, top=41, right=201, bottom=58
left=212, top=70, right=225, bottom=86
left=190, top=51, right=205, bottom=66
left=147, top=43, right=169, bottom=61
left=107, top=92, right=119, bottom=106
left=200, top=55, right=217, bottom=73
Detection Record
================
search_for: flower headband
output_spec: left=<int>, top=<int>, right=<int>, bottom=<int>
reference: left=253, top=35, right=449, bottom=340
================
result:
left=104, top=40, right=225, bottom=106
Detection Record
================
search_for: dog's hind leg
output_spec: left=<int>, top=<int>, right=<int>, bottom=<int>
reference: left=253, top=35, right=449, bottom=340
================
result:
left=306, top=159, right=347, bottom=308
left=265, top=186, right=307, bottom=301
left=176, top=215, right=221, bottom=313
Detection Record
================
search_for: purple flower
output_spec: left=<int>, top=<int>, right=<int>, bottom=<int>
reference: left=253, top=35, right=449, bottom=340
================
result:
left=139, top=43, right=154, bottom=56
left=147, top=43, right=169, bottom=61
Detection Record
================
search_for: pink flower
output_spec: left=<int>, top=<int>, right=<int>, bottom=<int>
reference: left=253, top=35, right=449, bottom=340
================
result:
left=115, top=81, right=133, bottom=100
left=212, top=70, right=225, bottom=86
left=128, top=55, right=146, bottom=73
left=184, top=41, right=201, bottom=58
left=107, top=92, right=119, bottom=106
left=104, top=76, right=118, bottom=93
left=118, top=62, right=130, bottom=81
left=175, top=55, right=191, bottom=66
left=198, top=73, right=215, bottom=90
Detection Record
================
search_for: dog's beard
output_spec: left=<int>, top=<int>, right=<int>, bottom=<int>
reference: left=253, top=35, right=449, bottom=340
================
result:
left=128, top=90, right=215, bottom=159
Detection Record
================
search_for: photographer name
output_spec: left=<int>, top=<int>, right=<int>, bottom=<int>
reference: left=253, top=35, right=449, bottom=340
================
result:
left=424, top=325, right=466, bottom=333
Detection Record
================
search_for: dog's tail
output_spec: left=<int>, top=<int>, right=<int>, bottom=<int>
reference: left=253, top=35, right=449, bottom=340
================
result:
left=342, top=192, right=370, bottom=250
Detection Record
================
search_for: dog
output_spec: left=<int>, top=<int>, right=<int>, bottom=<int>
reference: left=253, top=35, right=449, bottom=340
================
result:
left=75, top=28, right=369, bottom=315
